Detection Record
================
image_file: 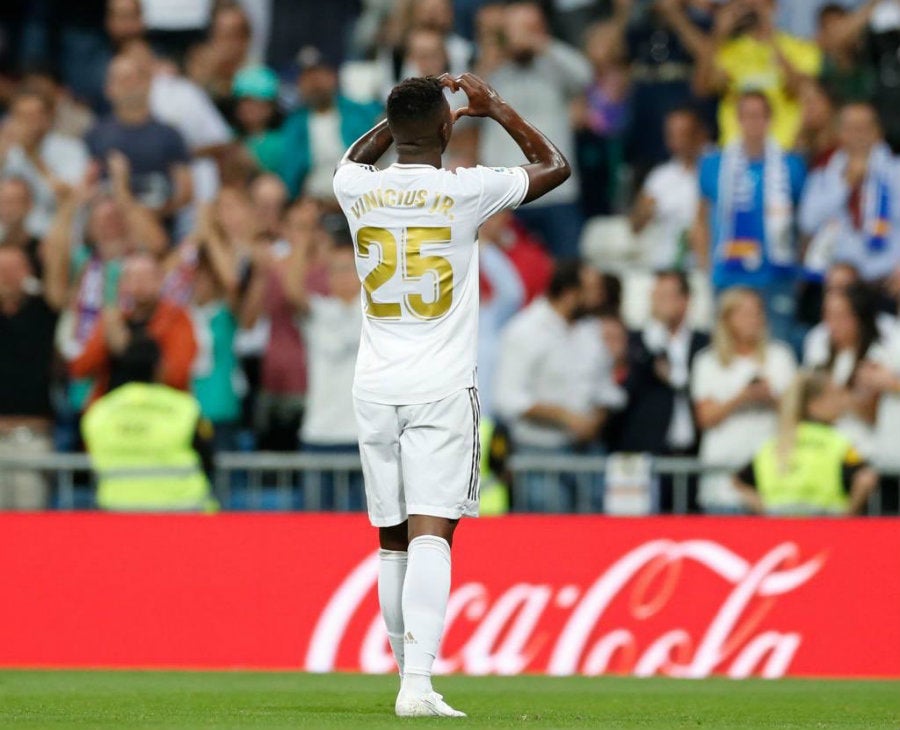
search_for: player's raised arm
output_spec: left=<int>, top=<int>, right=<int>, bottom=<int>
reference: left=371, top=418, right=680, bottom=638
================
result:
left=448, top=73, right=571, bottom=204
left=337, top=119, right=393, bottom=169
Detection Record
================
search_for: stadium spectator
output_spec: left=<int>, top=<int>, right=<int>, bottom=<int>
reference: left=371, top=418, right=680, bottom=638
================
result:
left=495, top=260, right=625, bottom=512
left=691, top=287, right=797, bottom=513
left=249, top=173, right=289, bottom=242
left=162, top=197, right=238, bottom=308
left=279, top=48, right=382, bottom=201
left=297, top=239, right=364, bottom=509
left=231, top=67, right=285, bottom=175
left=574, top=18, right=631, bottom=216
left=733, top=369, right=879, bottom=515
left=801, top=283, right=890, bottom=456
left=19, top=66, right=95, bottom=139
left=0, top=178, right=42, bottom=277
left=845, top=0, right=900, bottom=150
left=600, top=313, right=631, bottom=386
left=478, top=210, right=553, bottom=305
left=1, top=90, right=90, bottom=237
left=606, top=271, right=709, bottom=511
left=121, top=39, right=233, bottom=225
left=82, top=336, right=215, bottom=512
left=815, top=2, right=877, bottom=104
left=0, top=237, right=67, bottom=509
left=858, top=317, right=900, bottom=512
left=798, top=102, right=900, bottom=286
left=694, top=90, right=806, bottom=345
left=378, top=25, right=451, bottom=100
left=70, top=252, right=197, bottom=401
left=192, top=3, right=254, bottom=115
left=471, top=3, right=508, bottom=78
left=694, top=0, right=822, bottom=149
left=796, top=81, right=839, bottom=168
left=477, top=220, right=525, bottom=417
left=54, top=158, right=168, bottom=372
left=189, top=243, right=242, bottom=453
left=630, top=106, right=707, bottom=270
left=53, top=158, right=168, bottom=427
left=383, top=0, right=473, bottom=82
left=251, top=199, right=330, bottom=450
left=625, top=0, right=716, bottom=179
left=59, top=0, right=147, bottom=113
left=478, top=2, right=591, bottom=257
left=86, top=54, right=193, bottom=219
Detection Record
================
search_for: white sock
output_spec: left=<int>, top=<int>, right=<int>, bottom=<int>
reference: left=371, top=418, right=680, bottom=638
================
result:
left=378, top=548, right=408, bottom=676
left=400, top=535, right=451, bottom=696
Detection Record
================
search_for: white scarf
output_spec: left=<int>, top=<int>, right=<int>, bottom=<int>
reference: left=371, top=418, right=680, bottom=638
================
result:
left=806, top=142, right=895, bottom=276
left=715, top=139, right=793, bottom=269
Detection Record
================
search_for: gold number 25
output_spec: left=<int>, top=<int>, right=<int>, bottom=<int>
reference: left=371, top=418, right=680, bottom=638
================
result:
left=355, top=226, right=453, bottom=320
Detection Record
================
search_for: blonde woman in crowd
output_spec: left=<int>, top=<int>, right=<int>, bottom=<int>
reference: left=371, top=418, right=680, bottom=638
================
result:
left=733, top=370, right=878, bottom=516
left=691, top=287, right=797, bottom=513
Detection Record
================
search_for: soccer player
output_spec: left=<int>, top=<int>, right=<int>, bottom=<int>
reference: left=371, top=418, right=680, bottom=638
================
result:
left=333, top=73, right=570, bottom=717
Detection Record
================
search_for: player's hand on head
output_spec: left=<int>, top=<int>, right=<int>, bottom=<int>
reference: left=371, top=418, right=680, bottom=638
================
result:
left=452, top=73, right=506, bottom=121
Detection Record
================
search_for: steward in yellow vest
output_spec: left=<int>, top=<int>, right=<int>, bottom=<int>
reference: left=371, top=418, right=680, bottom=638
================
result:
left=479, top=419, right=511, bottom=516
left=81, top=337, right=216, bottom=512
left=733, top=370, right=878, bottom=516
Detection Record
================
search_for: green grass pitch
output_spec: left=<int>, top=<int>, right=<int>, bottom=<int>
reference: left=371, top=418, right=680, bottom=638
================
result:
left=0, top=671, right=898, bottom=729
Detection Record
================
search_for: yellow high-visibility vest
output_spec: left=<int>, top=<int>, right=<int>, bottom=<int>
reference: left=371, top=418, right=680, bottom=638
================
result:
left=752, top=421, right=857, bottom=514
left=82, top=383, right=213, bottom=511
left=479, top=418, right=509, bottom=516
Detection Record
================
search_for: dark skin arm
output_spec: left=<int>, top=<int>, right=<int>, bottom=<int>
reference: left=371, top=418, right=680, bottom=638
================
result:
left=338, top=118, right=394, bottom=168
left=449, top=73, right=571, bottom=204
left=337, top=73, right=571, bottom=205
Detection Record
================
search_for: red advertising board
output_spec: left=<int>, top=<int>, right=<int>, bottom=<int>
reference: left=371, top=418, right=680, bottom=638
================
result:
left=0, top=514, right=898, bottom=677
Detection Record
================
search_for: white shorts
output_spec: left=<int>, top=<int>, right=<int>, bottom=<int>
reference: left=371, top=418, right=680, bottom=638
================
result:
left=354, top=388, right=481, bottom=527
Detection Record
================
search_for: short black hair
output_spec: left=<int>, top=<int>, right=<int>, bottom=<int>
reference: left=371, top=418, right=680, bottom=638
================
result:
left=548, top=259, right=584, bottom=300
left=387, top=76, right=446, bottom=129
left=656, top=269, right=690, bottom=297
left=109, top=335, right=161, bottom=391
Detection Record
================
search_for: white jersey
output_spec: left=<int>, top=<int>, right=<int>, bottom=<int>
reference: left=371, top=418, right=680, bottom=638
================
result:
left=334, top=161, right=529, bottom=405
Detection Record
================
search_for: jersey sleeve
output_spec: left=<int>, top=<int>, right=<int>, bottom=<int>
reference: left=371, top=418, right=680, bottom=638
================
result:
left=472, top=165, right=530, bottom=223
left=333, top=162, right=376, bottom=209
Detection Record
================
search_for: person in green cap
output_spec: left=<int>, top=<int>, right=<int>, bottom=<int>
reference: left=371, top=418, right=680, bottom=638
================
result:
left=232, top=65, right=285, bottom=174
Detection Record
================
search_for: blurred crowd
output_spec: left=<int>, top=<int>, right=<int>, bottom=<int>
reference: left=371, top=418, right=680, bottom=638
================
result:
left=2, top=0, right=900, bottom=514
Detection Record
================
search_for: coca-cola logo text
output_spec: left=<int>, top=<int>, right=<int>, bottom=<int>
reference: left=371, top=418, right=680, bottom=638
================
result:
left=306, top=540, right=825, bottom=679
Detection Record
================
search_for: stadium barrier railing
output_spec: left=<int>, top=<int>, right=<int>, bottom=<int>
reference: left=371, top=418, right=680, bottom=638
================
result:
left=0, top=452, right=893, bottom=515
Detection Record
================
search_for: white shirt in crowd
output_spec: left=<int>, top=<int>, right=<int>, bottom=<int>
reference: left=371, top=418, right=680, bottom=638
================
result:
left=691, top=342, right=797, bottom=510
left=141, top=0, right=212, bottom=29
left=305, top=110, right=347, bottom=201
left=149, top=71, right=233, bottom=206
left=3, top=132, right=89, bottom=236
left=802, top=324, right=900, bottom=459
left=639, top=160, right=699, bottom=270
left=872, top=325, right=900, bottom=468
left=495, top=300, right=625, bottom=450
left=333, top=161, right=529, bottom=405
left=481, top=41, right=591, bottom=207
left=300, top=295, right=363, bottom=445
left=642, top=318, right=695, bottom=450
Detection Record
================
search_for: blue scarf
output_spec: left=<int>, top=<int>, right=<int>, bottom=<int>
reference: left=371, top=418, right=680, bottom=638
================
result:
left=715, top=140, right=793, bottom=273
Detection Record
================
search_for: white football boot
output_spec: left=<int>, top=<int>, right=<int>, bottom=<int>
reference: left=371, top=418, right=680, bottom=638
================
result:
left=395, top=689, right=467, bottom=718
